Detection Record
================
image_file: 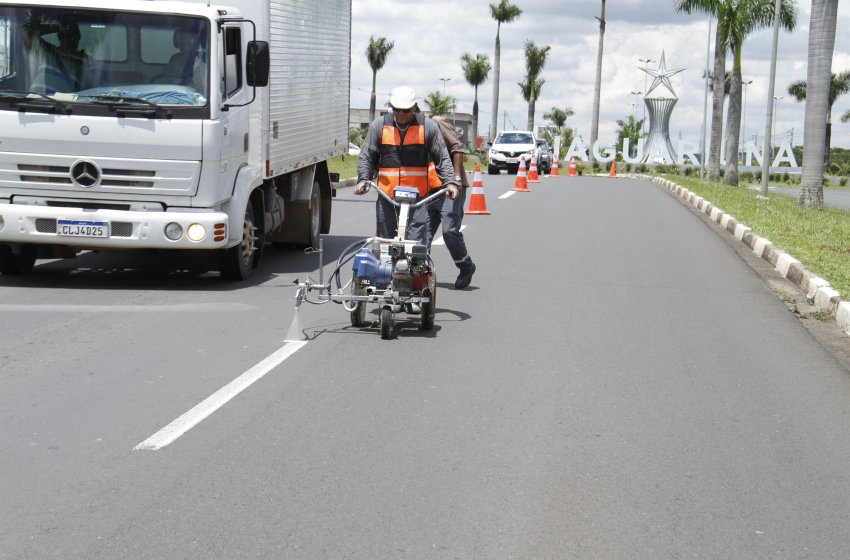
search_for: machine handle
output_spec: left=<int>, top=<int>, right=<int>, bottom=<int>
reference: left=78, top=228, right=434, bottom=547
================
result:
left=364, top=180, right=448, bottom=208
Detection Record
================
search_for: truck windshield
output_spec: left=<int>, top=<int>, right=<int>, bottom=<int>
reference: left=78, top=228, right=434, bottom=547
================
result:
left=0, top=7, right=209, bottom=110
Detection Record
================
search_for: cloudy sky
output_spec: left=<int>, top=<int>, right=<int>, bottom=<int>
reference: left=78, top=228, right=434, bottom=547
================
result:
left=350, top=1, right=850, bottom=150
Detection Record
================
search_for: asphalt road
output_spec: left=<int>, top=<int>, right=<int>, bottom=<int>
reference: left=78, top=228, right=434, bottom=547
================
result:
left=768, top=185, right=850, bottom=210
left=3, top=175, right=850, bottom=558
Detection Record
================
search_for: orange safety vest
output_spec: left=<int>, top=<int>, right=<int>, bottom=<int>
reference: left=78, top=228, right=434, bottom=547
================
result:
left=376, top=113, right=443, bottom=197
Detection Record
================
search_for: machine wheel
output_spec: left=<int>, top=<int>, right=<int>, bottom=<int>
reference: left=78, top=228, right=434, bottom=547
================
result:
left=220, top=199, right=258, bottom=280
left=0, top=244, right=37, bottom=275
left=487, top=165, right=498, bottom=175
left=350, top=281, right=367, bottom=327
left=380, top=308, right=393, bottom=339
left=420, top=273, right=436, bottom=330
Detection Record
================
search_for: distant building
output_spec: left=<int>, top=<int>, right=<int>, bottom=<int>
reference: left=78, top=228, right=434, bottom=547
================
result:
left=350, top=108, right=475, bottom=148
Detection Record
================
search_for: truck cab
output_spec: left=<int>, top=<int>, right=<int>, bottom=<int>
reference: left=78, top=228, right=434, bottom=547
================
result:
left=0, top=0, right=349, bottom=278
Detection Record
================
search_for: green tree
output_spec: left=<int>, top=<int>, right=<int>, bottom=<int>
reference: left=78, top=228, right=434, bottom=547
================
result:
left=366, top=36, right=394, bottom=123
left=518, top=41, right=550, bottom=130
left=543, top=107, right=575, bottom=159
left=422, top=91, right=456, bottom=117
left=799, top=0, right=839, bottom=209
left=488, top=0, right=522, bottom=141
left=721, top=0, right=797, bottom=186
left=841, top=108, right=850, bottom=123
left=787, top=70, right=850, bottom=168
left=616, top=114, right=645, bottom=159
left=460, top=53, right=491, bottom=148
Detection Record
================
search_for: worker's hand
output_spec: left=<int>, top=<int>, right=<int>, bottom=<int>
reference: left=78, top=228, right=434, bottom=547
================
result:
left=446, top=182, right=460, bottom=200
left=354, top=180, right=370, bottom=195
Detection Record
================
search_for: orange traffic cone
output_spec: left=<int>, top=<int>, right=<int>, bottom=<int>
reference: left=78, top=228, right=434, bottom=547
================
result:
left=513, top=156, right=530, bottom=192
left=609, top=159, right=618, bottom=178
left=527, top=156, right=541, bottom=183
left=465, top=165, right=491, bottom=215
left=550, top=159, right=560, bottom=177
left=568, top=158, right=577, bottom=176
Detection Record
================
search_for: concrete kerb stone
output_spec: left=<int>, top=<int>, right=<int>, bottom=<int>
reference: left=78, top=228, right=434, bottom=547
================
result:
left=638, top=174, right=850, bottom=336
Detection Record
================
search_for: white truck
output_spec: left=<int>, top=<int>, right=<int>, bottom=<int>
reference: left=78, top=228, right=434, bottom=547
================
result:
left=0, top=0, right=351, bottom=279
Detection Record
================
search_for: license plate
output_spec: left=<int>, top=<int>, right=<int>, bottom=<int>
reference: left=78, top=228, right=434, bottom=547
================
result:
left=506, top=157, right=519, bottom=164
left=57, top=219, right=109, bottom=238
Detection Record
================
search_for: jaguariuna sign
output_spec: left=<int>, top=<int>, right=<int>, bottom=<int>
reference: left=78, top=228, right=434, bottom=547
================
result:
left=563, top=137, right=800, bottom=169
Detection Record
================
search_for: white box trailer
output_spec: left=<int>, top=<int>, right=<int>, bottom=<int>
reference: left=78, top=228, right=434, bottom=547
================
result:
left=0, top=0, right=351, bottom=279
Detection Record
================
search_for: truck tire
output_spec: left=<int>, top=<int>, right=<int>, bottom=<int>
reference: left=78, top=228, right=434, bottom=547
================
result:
left=220, top=199, right=257, bottom=280
left=0, top=244, right=36, bottom=275
left=307, top=180, right=321, bottom=248
left=274, top=180, right=321, bottom=249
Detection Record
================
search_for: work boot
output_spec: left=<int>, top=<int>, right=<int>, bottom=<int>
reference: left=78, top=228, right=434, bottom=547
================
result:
left=454, top=263, right=476, bottom=289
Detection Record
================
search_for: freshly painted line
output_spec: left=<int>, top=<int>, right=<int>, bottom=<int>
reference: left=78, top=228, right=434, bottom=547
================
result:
left=432, top=225, right=467, bottom=246
left=0, top=303, right=255, bottom=312
left=134, top=340, right=308, bottom=451
left=498, top=191, right=516, bottom=199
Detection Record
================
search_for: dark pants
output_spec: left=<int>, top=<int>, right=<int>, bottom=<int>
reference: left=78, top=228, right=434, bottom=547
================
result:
left=408, top=187, right=473, bottom=270
left=375, top=196, right=429, bottom=240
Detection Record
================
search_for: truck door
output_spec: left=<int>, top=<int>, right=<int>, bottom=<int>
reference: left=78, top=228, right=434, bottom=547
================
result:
left=218, top=24, right=249, bottom=179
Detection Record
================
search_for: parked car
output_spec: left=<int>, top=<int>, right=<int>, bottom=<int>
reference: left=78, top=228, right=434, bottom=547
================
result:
left=487, top=130, right=537, bottom=174
left=535, top=139, right=553, bottom=174
left=348, top=142, right=361, bottom=155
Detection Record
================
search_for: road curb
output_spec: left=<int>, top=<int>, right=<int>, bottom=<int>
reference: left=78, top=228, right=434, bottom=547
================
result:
left=640, top=174, right=850, bottom=336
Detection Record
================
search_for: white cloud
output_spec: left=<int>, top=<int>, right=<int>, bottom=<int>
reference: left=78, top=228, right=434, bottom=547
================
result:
left=351, top=0, right=850, bottom=147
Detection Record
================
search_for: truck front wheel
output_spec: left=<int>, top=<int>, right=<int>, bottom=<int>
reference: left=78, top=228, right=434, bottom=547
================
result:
left=220, top=199, right=259, bottom=280
left=0, top=244, right=37, bottom=275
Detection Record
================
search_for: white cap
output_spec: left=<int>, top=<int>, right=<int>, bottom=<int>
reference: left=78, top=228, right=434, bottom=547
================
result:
left=389, top=86, right=417, bottom=110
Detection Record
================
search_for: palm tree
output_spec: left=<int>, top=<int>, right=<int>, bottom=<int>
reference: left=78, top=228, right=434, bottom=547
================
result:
left=799, top=0, right=839, bottom=209
left=460, top=53, right=491, bottom=149
left=422, top=91, right=456, bottom=117
left=721, top=0, right=797, bottom=186
left=366, top=36, right=394, bottom=123
left=489, top=0, right=522, bottom=142
left=518, top=41, right=550, bottom=130
left=676, top=0, right=727, bottom=181
left=842, top=108, right=850, bottom=123
left=543, top=107, right=575, bottom=134
left=590, top=0, right=606, bottom=164
left=787, top=70, right=850, bottom=168
left=543, top=107, right=575, bottom=158
left=616, top=115, right=646, bottom=159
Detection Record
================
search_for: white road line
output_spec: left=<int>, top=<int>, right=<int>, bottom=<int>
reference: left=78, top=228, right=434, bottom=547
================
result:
left=134, top=340, right=308, bottom=451
left=432, top=224, right=467, bottom=246
left=498, top=191, right=516, bottom=199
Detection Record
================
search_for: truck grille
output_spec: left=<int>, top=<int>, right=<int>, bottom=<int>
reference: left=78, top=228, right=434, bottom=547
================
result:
left=18, top=164, right=156, bottom=188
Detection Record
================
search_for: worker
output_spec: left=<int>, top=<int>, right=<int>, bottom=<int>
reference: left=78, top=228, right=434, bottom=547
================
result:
left=354, top=86, right=459, bottom=240
left=408, top=104, right=476, bottom=289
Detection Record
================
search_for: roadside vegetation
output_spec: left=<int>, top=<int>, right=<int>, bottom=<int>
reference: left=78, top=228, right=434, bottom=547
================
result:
left=663, top=174, right=850, bottom=299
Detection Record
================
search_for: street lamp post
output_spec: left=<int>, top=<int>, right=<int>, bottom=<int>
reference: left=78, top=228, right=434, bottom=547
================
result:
left=772, top=95, right=783, bottom=160
left=742, top=79, right=753, bottom=150
left=439, top=77, right=451, bottom=97
left=638, top=57, right=654, bottom=133
left=630, top=91, right=642, bottom=121
left=760, top=0, right=782, bottom=197
left=700, top=15, right=712, bottom=180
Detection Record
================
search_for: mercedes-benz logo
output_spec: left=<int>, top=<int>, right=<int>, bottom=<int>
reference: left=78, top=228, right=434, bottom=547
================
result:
left=71, top=161, right=100, bottom=188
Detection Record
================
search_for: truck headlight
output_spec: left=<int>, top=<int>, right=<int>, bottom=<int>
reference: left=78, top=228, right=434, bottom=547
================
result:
left=165, top=222, right=183, bottom=241
left=187, top=223, right=206, bottom=242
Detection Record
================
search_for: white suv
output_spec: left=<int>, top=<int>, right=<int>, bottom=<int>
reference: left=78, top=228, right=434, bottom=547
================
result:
left=487, top=130, right=537, bottom=175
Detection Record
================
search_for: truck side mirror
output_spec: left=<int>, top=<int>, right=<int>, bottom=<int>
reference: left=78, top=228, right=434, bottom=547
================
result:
left=246, top=40, right=270, bottom=87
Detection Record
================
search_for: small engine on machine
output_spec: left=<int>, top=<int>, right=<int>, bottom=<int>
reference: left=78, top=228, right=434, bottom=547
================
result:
left=352, top=239, right=431, bottom=296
